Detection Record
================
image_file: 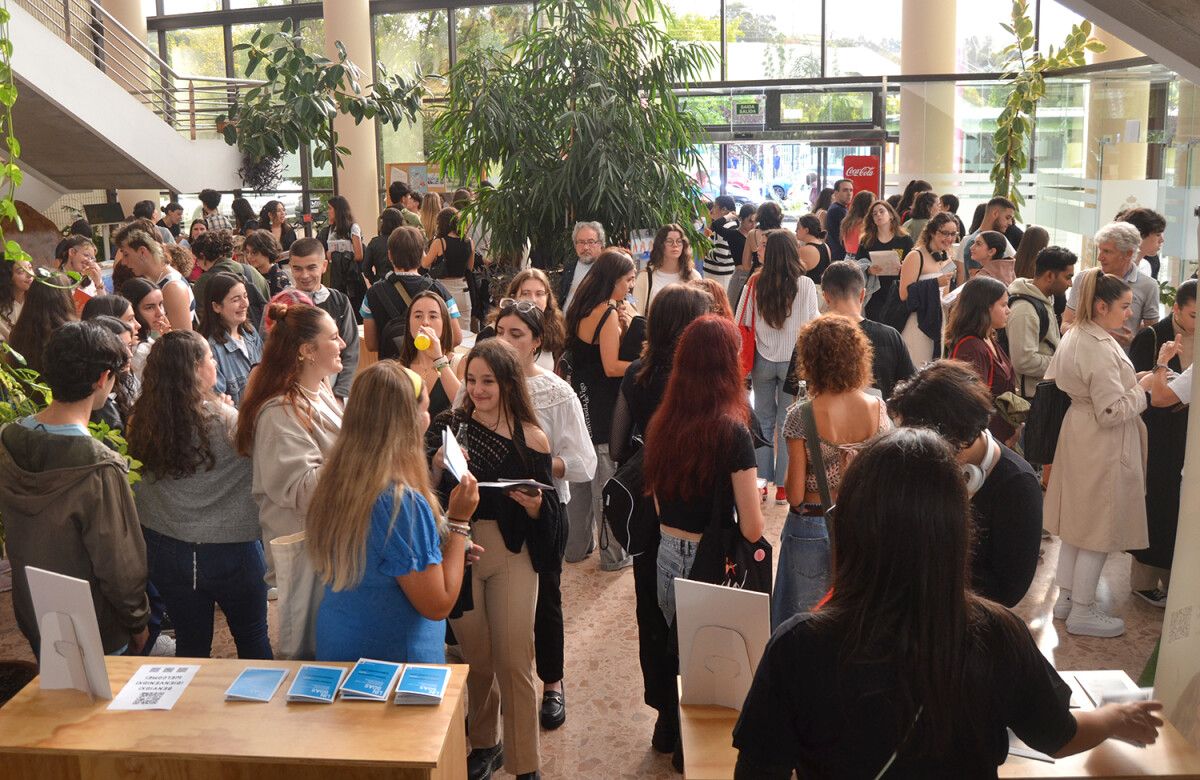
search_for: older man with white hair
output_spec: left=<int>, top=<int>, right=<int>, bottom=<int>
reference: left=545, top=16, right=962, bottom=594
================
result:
left=1063, top=221, right=1160, bottom=349
left=557, top=221, right=606, bottom=310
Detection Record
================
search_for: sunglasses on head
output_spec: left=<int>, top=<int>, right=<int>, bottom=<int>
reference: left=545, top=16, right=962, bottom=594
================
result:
left=498, top=298, right=543, bottom=317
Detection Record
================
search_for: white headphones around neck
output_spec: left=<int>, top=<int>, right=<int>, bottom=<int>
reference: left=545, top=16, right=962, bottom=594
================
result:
left=962, top=430, right=999, bottom=496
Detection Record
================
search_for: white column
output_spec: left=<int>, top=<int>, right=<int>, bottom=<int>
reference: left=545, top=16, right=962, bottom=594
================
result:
left=899, top=0, right=957, bottom=194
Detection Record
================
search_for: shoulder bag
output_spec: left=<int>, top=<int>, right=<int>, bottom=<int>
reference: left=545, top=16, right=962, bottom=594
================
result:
left=1023, top=380, right=1070, bottom=465
left=737, top=275, right=758, bottom=378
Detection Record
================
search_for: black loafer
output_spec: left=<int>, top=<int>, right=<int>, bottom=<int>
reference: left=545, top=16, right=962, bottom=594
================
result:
left=467, top=742, right=503, bottom=780
left=540, top=688, right=566, bottom=730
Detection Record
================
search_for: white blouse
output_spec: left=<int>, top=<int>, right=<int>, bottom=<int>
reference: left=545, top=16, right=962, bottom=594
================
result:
left=735, top=274, right=821, bottom=363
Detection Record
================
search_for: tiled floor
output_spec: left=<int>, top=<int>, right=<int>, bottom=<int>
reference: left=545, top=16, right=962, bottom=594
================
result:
left=0, top=499, right=1164, bottom=778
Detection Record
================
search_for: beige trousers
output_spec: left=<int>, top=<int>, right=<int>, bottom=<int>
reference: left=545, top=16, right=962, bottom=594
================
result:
left=449, top=520, right=540, bottom=775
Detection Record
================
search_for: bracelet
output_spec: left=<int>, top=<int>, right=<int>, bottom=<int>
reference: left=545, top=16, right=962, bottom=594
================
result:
left=433, top=357, right=450, bottom=371
left=448, top=525, right=471, bottom=539
left=1154, top=364, right=1170, bottom=372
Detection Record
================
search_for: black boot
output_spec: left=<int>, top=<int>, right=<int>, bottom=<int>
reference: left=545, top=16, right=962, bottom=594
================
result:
left=467, top=742, right=503, bottom=780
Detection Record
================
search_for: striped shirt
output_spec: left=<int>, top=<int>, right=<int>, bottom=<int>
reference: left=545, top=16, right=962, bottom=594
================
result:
left=705, top=215, right=741, bottom=278
left=735, top=274, right=821, bottom=362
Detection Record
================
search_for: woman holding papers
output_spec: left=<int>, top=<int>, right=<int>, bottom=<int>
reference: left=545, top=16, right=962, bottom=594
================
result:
left=235, top=302, right=345, bottom=590
left=127, top=331, right=272, bottom=659
left=430, top=339, right=562, bottom=780
left=307, top=361, right=479, bottom=664
left=854, top=200, right=913, bottom=322
left=733, top=428, right=1164, bottom=778
left=895, top=212, right=958, bottom=365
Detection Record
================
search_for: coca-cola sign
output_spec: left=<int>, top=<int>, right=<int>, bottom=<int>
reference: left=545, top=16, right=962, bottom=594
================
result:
left=843, top=155, right=881, bottom=199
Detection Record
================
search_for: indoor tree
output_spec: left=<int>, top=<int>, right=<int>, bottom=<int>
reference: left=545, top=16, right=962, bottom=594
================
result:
left=217, top=18, right=425, bottom=192
left=428, top=0, right=716, bottom=264
left=990, top=0, right=1105, bottom=218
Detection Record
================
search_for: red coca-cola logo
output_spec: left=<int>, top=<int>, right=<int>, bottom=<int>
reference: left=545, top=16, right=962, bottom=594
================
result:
left=845, top=165, right=875, bottom=177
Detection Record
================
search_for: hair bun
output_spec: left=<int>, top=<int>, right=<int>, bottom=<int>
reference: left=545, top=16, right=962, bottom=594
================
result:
left=267, top=301, right=291, bottom=322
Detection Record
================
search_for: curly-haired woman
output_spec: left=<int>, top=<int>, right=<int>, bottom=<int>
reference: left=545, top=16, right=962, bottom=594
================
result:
left=127, top=330, right=271, bottom=659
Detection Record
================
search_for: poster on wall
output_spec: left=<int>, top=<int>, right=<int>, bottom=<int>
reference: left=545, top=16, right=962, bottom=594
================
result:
left=385, top=162, right=448, bottom=193
left=843, top=155, right=881, bottom=199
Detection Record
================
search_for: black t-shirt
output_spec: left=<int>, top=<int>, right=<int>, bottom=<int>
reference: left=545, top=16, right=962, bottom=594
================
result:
left=783, top=318, right=914, bottom=400
left=363, top=235, right=390, bottom=284
left=733, top=608, right=1077, bottom=778
left=656, top=422, right=756, bottom=535
left=610, top=360, right=671, bottom=463
left=856, top=234, right=915, bottom=317
left=970, top=444, right=1043, bottom=607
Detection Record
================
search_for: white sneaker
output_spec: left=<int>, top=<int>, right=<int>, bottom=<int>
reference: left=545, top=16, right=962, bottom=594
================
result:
left=150, top=634, right=177, bottom=657
left=1053, top=589, right=1072, bottom=620
left=1065, top=603, right=1125, bottom=638
left=267, top=587, right=279, bottom=601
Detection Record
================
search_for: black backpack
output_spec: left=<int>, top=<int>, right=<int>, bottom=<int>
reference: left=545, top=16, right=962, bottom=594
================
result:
left=602, top=445, right=658, bottom=558
left=374, top=275, right=435, bottom=360
left=996, top=293, right=1050, bottom=357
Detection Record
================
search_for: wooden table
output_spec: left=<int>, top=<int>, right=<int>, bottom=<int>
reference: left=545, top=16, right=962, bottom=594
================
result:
left=679, top=687, right=1200, bottom=779
left=0, top=657, right=468, bottom=780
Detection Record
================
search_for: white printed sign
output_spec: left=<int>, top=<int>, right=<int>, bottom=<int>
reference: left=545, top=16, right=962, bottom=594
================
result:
left=108, top=664, right=200, bottom=711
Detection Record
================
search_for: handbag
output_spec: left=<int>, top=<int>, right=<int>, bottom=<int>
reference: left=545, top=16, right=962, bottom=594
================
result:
left=1023, top=380, right=1071, bottom=465
left=736, top=275, right=758, bottom=378
left=689, top=461, right=773, bottom=595
left=270, top=531, right=325, bottom=660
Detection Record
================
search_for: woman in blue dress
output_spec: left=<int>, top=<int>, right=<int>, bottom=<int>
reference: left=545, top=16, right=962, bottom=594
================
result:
left=308, top=361, right=479, bottom=663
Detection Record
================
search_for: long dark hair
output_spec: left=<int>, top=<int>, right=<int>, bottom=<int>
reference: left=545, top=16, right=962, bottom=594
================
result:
left=462, top=338, right=544, bottom=466
left=7, top=271, right=76, bottom=375
left=919, top=212, right=958, bottom=251
left=564, top=249, right=635, bottom=337
left=127, top=330, right=216, bottom=479
left=644, top=315, right=751, bottom=502
left=199, top=271, right=256, bottom=343
left=377, top=208, right=406, bottom=243
left=945, top=275, right=1008, bottom=346
left=231, top=197, right=256, bottom=232
left=85, top=314, right=137, bottom=422
left=0, top=260, right=25, bottom=324
left=328, top=195, right=355, bottom=238
left=120, top=278, right=156, bottom=343
left=816, top=427, right=1012, bottom=757
left=637, top=283, right=712, bottom=384
left=756, top=230, right=803, bottom=329
left=434, top=206, right=460, bottom=240
left=911, top=191, right=938, bottom=220
left=861, top=199, right=906, bottom=249
left=755, top=201, right=783, bottom=230
left=398, top=291, right=456, bottom=365
left=258, top=200, right=285, bottom=228
left=896, top=178, right=932, bottom=217
left=812, top=187, right=834, bottom=213
left=81, top=294, right=132, bottom=323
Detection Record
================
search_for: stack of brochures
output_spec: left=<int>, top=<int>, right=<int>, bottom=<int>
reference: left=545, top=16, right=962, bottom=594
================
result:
left=225, top=667, right=289, bottom=702
left=286, top=665, right=348, bottom=703
left=339, top=659, right=403, bottom=701
left=394, top=665, right=451, bottom=705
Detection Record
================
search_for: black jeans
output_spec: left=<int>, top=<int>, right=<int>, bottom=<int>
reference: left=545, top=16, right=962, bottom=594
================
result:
left=534, top=567, right=563, bottom=683
left=634, top=532, right=677, bottom=721
left=143, top=527, right=272, bottom=660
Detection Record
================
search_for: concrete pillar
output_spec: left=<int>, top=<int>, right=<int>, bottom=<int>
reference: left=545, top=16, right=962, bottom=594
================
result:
left=324, top=0, right=381, bottom=237
left=1085, top=28, right=1149, bottom=182
left=1173, top=81, right=1200, bottom=188
left=102, top=0, right=163, bottom=213
left=899, top=0, right=956, bottom=194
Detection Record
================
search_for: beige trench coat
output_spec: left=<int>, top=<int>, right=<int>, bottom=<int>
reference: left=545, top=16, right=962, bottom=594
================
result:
left=1044, top=321, right=1148, bottom=552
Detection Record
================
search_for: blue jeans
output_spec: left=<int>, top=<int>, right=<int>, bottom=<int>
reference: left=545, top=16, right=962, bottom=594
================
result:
left=656, top=531, right=699, bottom=627
left=752, top=353, right=794, bottom=484
left=143, top=527, right=272, bottom=660
left=771, top=509, right=831, bottom=630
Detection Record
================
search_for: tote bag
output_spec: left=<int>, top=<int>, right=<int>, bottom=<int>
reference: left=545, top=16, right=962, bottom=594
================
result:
left=1023, top=380, right=1070, bottom=466
left=270, top=531, right=325, bottom=660
left=690, top=473, right=773, bottom=595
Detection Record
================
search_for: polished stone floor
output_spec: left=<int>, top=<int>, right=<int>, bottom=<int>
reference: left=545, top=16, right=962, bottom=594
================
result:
left=0, top=499, right=1164, bottom=778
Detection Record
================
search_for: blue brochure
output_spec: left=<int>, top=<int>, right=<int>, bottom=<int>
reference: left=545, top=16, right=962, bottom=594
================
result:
left=225, top=667, right=289, bottom=702
left=339, top=659, right=403, bottom=701
left=394, top=665, right=451, bottom=705
left=286, top=664, right=347, bottom=703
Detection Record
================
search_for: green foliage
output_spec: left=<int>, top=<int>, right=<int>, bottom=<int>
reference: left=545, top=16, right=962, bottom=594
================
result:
left=990, top=0, right=1106, bottom=218
left=0, top=0, right=31, bottom=266
left=429, top=0, right=716, bottom=263
left=1159, top=279, right=1177, bottom=309
left=218, top=18, right=426, bottom=182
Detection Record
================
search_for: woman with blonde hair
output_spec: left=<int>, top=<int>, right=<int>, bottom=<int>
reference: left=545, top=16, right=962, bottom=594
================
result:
left=420, top=192, right=443, bottom=241
left=309, top=361, right=480, bottom=664
left=472, top=268, right=568, bottom=372
left=1046, top=268, right=1147, bottom=638
left=632, top=224, right=698, bottom=315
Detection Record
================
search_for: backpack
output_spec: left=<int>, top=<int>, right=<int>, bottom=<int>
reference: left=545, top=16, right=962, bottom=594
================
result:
left=995, top=293, right=1050, bottom=358
left=374, top=275, right=435, bottom=360
left=602, top=446, right=657, bottom=557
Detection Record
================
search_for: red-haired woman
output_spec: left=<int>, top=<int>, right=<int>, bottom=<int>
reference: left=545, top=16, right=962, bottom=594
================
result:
left=235, top=302, right=345, bottom=592
left=644, top=314, right=765, bottom=630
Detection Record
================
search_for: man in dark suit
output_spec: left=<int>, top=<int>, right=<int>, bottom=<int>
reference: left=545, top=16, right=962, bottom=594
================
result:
left=556, top=221, right=606, bottom=310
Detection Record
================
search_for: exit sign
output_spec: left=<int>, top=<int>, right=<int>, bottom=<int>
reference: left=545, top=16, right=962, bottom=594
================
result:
left=735, top=103, right=759, bottom=115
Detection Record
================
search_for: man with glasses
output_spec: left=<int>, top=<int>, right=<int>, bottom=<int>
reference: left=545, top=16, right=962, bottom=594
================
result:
left=826, top=179, right=854, bottom=261
left=557, top=221, right=606, bottom=310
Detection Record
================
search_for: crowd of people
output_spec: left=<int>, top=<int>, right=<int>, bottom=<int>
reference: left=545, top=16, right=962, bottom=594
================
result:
left=0, top=175, right=1191, bottom=778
